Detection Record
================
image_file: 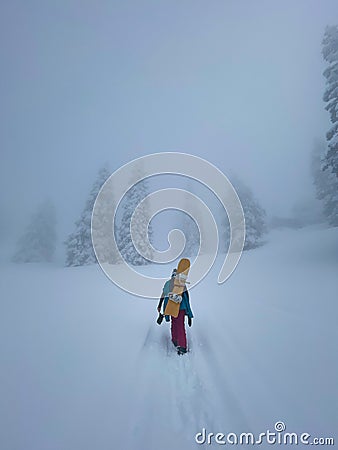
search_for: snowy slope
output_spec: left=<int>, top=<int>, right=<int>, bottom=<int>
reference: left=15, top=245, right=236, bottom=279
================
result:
left=0, top=226, right=337, bottom=449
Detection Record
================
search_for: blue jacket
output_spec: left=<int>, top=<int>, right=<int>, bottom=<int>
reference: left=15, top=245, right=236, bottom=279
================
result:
left=161, top=279, right=194, bottom=321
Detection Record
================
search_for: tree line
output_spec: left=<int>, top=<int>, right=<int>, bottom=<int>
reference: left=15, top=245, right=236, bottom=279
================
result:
left=11, top=164, right=267, bottom=265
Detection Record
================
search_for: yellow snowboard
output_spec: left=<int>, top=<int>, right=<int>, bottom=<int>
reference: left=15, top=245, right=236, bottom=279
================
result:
left=164, top=258, right=190, bottom=318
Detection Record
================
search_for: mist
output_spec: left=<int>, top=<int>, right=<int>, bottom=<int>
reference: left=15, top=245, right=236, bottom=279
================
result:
left=1, top=0, right=337, bottom=254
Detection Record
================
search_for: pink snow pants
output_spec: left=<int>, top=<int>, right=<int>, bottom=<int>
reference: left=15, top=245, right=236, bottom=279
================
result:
left=171, top=309, right=187, bottom=348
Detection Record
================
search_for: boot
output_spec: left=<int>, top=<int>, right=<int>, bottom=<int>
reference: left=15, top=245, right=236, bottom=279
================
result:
left=177, top=346, right=187, bottom=355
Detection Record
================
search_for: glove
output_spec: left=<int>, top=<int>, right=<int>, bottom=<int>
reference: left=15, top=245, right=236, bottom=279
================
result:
left=188, top=317, right=192, bottom=327
left=157, top=313, right=164, bottom=325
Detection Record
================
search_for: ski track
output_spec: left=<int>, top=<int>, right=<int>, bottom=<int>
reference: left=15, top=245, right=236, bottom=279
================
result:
left=125, top=323, right=214, bottom=449
left=125, top=319, right=256, bottom=449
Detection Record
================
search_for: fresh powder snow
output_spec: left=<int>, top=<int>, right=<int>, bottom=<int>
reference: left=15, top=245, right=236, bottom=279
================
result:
left=0, top=225, right=337, bottom=449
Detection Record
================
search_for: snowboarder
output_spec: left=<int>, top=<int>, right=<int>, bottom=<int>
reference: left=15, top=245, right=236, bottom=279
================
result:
left=157, top=265, right=194, bottom=355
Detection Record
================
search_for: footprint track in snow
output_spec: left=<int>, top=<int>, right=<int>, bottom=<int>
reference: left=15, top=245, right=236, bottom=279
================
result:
left=127, top=324, right=218, bottom=447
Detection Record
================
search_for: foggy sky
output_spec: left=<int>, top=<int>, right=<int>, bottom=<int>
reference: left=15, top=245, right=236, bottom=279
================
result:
left=1, top=0, right=338, bottom=243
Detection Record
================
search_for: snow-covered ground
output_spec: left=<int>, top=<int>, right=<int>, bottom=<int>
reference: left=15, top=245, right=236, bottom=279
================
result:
left=0, top=226, right=337, bottom=449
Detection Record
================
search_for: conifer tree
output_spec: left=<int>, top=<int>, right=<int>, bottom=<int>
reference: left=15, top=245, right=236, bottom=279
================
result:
left=321, top=25, right=338, bottom=225
left=221, top=177, right=267, bottom=251
left=65, top=166, right=111, bottom=266
left=117, top=168, right=153, bottom=265
left=13, top=199, right=57, bottom=263
left=322, top=25, right=338, bottom=178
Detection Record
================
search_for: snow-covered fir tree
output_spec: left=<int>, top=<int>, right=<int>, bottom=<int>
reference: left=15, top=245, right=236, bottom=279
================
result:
left=12, top=199, right=57, bottom=263
left=239, top=182, right=267, bottom=249
left=323, top=25, right=338, bottom=178
left=311, top=138, right=338, bottom=225
left=117, top=168, right=153, bottom=265
left=321, top=26, right=338, bottom=225
left=65, top=165, right=111, bottom=266
left=92, top=176, right=119, bottom=265
left=180, top=212, right=200, bottom=257
left=179, top=185, right=200, bottom=257
left=221, top=177, right=267, bottom=251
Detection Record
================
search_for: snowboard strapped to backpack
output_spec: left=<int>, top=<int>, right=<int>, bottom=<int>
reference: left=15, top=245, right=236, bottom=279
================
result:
left=163, top=258, right=190, bottom=318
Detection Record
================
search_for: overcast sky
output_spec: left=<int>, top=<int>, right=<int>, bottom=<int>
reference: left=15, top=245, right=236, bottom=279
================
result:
left=1, top=0, right=337, bottom=243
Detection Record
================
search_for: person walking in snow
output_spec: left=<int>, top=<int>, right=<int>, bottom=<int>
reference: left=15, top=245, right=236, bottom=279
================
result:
left=157, top=268, right=194, bottom=355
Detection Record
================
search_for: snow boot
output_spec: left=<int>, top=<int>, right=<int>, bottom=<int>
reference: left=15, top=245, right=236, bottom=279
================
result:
left=177, top=346, right=187, bottom=355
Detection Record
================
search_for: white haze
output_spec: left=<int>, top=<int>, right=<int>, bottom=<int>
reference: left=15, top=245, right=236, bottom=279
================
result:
left=1, top=0, right=338, bottom=250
